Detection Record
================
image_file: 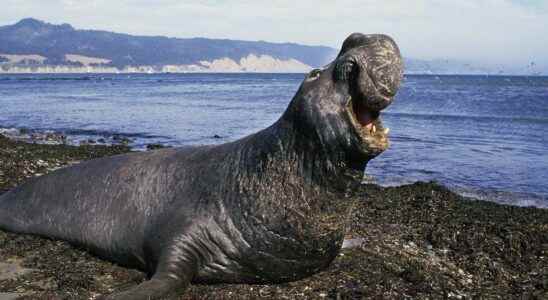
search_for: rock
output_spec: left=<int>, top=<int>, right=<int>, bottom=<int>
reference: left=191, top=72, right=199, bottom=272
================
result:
left=146, top=144, right=165, bottom=150
left=0, top=260, right=33, bottom=280
left=342, top=238, right=365, bottom=249
left=112, top=135, right=131, bottom=145
left=0, top=292, right=27, bottom=300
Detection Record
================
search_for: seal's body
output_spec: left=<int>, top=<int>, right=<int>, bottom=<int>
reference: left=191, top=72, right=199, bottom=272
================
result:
left=0, top=33, right=403, bottom=299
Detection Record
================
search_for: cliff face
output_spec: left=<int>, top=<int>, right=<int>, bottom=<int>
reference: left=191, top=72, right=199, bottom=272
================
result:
left=0, top=18, right=336, bottom=73
left=0, top=53, right=314, bottom=73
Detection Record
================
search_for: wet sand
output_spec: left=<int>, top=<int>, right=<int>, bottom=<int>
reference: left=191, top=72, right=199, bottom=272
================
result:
left=0, top=134, right=546, bottom=299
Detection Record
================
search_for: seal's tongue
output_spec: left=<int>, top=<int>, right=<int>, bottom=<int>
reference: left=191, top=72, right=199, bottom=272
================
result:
left=354, top=101, right=378, bottom=130
left=357, top=110, right=374, bottom=126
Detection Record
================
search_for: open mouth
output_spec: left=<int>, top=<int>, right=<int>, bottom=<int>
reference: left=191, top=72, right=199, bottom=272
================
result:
left=346, top=97, right=390, bottom=149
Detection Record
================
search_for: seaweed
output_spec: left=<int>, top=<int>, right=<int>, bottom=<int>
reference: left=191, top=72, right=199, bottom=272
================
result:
left=0, top=134, right=546, bottom=299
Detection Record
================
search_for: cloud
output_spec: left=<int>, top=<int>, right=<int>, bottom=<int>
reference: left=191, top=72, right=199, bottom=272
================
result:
left=0, top=0, right=546, bottom=66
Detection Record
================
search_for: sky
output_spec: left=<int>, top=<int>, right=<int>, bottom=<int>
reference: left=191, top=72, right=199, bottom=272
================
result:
left=2, top=0, right=548, bottom=68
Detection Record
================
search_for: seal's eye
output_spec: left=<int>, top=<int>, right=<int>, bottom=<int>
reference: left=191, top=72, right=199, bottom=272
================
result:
left=334, top=58, right=357, bottom=82
left=307, top=69, right=322, bottom=80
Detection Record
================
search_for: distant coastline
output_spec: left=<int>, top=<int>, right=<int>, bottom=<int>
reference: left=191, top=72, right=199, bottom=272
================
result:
left=2, top=18, right=545, bottom=75
left=0, top=18, right=330, bottom=74
left=0, top=53, right=313, bottom=74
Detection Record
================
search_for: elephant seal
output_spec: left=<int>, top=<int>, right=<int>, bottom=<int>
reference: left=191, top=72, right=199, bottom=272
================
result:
left=0, top=33, right=403, bottom=299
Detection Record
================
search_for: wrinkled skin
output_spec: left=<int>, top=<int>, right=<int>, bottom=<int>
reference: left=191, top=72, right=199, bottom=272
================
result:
left=0, top=33, right=403, bottom=299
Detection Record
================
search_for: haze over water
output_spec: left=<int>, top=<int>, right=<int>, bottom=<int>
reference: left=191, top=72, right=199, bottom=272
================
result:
left=0, top=73, right=546, bottom=207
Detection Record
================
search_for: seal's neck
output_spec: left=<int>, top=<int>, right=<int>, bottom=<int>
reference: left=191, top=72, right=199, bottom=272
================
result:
left=234, top=116, right=359, bottom=192
left=224, top=109, right=357, bottom=249
left=221, top=114, right=354, bottom=267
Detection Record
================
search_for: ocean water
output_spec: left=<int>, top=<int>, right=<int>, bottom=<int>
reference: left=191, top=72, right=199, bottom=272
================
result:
left=0, top=73, right=547, bottom=207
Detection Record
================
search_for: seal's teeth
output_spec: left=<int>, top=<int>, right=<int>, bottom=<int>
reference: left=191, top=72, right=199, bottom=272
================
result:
left=383, top=128, right=390, bottom=134
left=371, top=125, right=377, bottom=134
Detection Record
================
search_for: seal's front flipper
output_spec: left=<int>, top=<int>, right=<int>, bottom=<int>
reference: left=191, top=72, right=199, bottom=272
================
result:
left=99, top=237, right=199, bottom=300
left=99, top=274, right=190, bottom=300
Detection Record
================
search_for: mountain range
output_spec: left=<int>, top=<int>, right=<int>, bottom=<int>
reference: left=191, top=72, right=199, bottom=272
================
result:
left=0, top=18, right=544, bottom=75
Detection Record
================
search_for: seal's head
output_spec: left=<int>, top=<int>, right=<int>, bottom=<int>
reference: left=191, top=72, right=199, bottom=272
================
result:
left=284, top=33, right=403, bottom=172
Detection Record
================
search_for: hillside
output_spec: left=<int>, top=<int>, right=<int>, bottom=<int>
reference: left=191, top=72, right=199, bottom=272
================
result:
left=0, top=18, right=336, bottom=73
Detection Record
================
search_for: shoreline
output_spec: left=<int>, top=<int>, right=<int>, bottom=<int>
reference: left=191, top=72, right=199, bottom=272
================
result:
left=3, top=127, right=546, bottom=209
left=0, top=127, right=168, bottom=153
left=1, top=72, right=547, bottom=77
left=0, top=134, right=546, bottom=299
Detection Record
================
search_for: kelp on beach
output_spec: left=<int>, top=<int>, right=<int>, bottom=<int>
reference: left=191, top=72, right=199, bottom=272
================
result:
left=0, top=134, right=546, bottom=299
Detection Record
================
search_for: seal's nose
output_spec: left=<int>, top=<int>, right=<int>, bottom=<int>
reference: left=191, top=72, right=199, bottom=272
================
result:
left=337, top=33, right=398, bottom=58
left=335, top=33, right=403, bottom=112
left=366, top=39, right=404, bottom=99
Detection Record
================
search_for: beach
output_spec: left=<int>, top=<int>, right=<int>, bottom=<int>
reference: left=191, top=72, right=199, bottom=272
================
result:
left=0, top=134, right=546, bottom=299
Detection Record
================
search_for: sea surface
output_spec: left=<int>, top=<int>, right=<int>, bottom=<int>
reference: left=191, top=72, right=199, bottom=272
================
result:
left=0, top=73, right=547, bottom=207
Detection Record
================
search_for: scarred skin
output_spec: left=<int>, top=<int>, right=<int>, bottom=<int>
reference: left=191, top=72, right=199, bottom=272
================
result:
left=0, top=33, right=403, bottom=299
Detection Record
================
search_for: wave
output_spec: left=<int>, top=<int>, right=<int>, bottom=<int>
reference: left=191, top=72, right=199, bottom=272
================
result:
left=0, top=76, right=113, bottom=81
left=384, top=111, right=548, bottom=124
left=0, top=126, right=170, bottom=141
left=452, top=186, right=548, bottom=208
left=61, top=128, right=170, bottom=139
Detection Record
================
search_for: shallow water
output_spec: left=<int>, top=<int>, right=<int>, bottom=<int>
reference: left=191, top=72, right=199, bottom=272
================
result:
left=0, top=73, right=547, bottom=207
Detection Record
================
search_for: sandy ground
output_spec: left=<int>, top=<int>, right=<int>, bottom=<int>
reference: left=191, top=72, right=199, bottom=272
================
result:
left=0, top=134, right=546, bottom=299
